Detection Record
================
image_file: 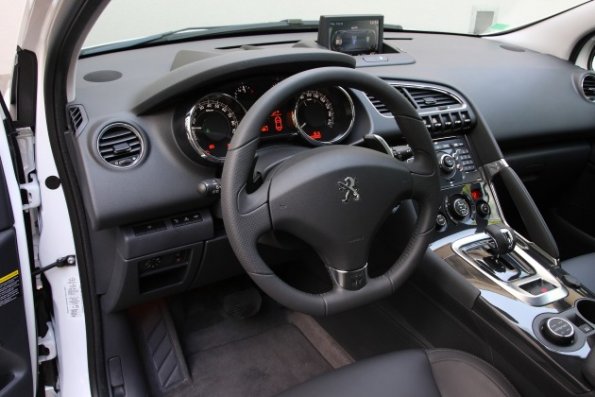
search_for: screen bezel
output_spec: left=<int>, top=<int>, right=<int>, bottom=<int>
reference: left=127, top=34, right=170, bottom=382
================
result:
left=317, top=15, right=384, bottom=55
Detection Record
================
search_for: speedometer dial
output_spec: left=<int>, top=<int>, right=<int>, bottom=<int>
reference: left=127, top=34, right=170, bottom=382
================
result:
left=185, top=93, right=245, bottom=163
left=293, top=87, right=355, bottom=144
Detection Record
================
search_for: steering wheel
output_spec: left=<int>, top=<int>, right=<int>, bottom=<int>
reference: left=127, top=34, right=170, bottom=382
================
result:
left=221, top=67, right=440, bottom=316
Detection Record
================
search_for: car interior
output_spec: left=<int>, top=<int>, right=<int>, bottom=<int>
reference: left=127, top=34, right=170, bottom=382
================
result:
left=31, top=1, right=595, bottom=396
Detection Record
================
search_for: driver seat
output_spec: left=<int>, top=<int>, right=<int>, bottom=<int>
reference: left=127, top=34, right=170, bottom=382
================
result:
left=278, top=349, right=519, bottom=397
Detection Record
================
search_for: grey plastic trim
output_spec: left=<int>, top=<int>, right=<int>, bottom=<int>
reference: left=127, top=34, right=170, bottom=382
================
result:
left=133, top=49, right=356, bottom=115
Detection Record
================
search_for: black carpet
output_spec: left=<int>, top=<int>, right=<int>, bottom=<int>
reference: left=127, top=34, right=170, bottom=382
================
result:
left=163, top=286, right=345, bottom=397
left=173, top=324, right=332, bottom=397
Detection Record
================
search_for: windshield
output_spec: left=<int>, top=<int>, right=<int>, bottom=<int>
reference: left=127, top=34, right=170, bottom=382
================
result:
left=84, top=0, right=589, bottom=49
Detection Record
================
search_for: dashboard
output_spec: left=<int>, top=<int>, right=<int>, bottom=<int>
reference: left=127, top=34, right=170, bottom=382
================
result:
left=68, top=28, right=595, bottom=310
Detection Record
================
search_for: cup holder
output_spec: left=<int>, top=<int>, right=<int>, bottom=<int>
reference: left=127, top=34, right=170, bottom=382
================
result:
left=576, top=299, right=595, bottom=325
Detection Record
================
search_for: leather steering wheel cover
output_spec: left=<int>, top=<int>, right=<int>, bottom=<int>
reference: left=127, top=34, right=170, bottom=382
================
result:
left=221, top=67, right=439, bottom=315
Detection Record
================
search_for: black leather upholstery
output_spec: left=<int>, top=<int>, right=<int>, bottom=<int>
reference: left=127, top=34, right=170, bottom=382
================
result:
left=278, top=349, right=519, bottom=397
left=562, top=253, right=595, bottom=292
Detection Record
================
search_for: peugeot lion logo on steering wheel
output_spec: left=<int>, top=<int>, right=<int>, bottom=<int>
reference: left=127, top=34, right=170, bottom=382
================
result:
left=338, top=176, right=360, bottom=203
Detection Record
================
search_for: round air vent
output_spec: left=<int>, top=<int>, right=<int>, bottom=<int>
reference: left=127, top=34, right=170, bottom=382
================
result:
left=581, top=74, right=595, bottom=102
left=96, top=123, right=145, bottom=168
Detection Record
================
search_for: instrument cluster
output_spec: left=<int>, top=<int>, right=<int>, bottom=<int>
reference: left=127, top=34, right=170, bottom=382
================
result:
left=182, top=76, right=355, bottom=163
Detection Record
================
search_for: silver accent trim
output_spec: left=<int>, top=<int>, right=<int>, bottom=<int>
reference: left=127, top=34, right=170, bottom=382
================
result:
left=363, top=134, right=394, bottom=157
left=96, top=122, right=145, bottom=169
left=452, top=233, right=567, bottom=306
left=482, top=159, right=509, bottom=179
left=328, top=264, right=368, bottom=291
left=293, top=86, right=355, bottom=145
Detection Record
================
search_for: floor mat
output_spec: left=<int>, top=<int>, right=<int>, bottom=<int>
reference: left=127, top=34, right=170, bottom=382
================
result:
left=164, top=285, right=351, bottom=397
left=174, top=324, right=332, bottom=397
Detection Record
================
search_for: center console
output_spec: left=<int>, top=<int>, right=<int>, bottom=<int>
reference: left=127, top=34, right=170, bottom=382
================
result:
left=422, top=131, right=595, bottom=395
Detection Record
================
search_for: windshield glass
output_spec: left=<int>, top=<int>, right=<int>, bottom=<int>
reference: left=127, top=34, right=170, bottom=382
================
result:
left=84, top=0, right=589, bottom=49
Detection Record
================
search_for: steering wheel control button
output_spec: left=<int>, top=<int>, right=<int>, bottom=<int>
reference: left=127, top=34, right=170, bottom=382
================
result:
left=542, top=317, right=575, bottom=346
left=476, top=200, right=491, bottom=218
left=449, top=196, right=471, bottom=220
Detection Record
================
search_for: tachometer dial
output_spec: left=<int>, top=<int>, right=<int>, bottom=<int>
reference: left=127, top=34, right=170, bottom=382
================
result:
left=185, top=93, right=245, bottom=162
left=293, top=87, right=355, bottom=144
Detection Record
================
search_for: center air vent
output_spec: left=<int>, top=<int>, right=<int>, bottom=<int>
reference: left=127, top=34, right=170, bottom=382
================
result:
left=97, top=123, right=144, bottom=168
left=366, top=83, right=473, bottom=135
left=407, top=87, right=461, bottom=109
left=581, top=74, right=595, bottom=102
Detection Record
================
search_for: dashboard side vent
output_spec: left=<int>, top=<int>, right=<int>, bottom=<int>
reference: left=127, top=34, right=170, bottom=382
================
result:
left=582, top=74, right=595, bottom=102
left=407, top=87, right=461, bottom=109
left=97, top=123, right=144, bottom=168
left=67, top=105, right=88, bottom=134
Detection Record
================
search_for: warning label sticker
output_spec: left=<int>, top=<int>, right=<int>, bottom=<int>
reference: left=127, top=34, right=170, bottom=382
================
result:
left=0, top=270, right=21, bottom=308
left=65, top=277, right=82, bottom=318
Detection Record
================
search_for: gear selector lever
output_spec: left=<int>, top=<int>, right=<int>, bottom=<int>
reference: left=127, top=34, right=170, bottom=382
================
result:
left=485, top=224, right=516, bottom=257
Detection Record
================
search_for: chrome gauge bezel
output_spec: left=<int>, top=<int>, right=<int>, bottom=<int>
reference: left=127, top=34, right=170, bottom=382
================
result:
left=184, top=93, right=246, bottom=164
left=292, top=86, right=355, bottom=145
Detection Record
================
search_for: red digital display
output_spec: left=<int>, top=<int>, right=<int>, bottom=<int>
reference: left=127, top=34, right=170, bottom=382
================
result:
left=310, top=131, right=322, bottom=140
left=271, top=110, right=283, bottom=132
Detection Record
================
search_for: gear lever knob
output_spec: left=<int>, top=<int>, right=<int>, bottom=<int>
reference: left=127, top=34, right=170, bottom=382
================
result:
left=485, top=224, right=516, bottom=257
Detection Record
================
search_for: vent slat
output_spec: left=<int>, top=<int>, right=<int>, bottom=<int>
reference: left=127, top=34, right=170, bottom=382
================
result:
left=367, top=84, right=461, bottom=115
left=67, top=105, right=87, bottom=133
left=97, top=123, right=144, bottom=167
left=407, top=87, right=460, bottom=109
left=582, top=75, right=595, bottom=102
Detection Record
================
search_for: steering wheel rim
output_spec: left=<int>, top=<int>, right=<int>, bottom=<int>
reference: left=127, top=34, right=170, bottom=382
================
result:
left=221, top=67, right=440, bottom=316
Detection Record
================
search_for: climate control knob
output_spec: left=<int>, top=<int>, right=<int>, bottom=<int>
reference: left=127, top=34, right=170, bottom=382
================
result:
left=438, top=153, right=456, bottom=173
left=449, top=196, right=471, bottom=220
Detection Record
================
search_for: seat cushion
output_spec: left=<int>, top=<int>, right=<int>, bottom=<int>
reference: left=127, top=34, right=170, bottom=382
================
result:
left=277, top=349, right=519, bottom=397
left=562, top=253, right=595, bottom=292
